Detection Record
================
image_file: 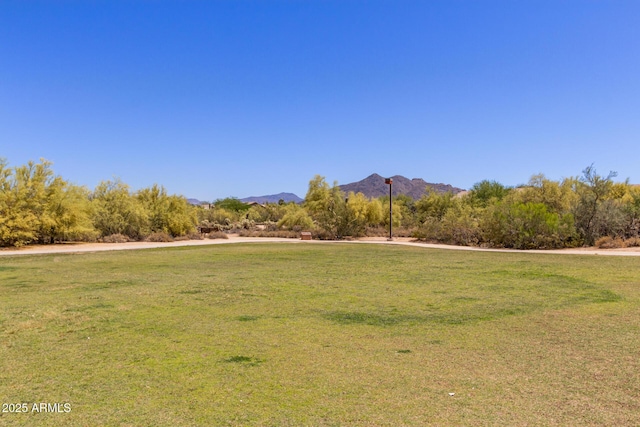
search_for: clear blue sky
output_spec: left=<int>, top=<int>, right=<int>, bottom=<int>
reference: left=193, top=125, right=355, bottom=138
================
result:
left=2, top=1, right=638, bottom=201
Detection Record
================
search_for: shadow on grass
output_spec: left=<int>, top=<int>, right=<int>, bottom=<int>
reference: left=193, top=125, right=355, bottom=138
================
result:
left=222, top=355, right=264, bottom=366
left=323, top=310, right=497, bottom=326
left=324, top=285, right=622, bottom=327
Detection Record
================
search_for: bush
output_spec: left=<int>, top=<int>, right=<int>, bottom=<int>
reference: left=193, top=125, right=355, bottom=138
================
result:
left=482, top=202, right=576, bottom=249
left=174, top=232, right=204, bottom=241
left=364, top=226, right=390, bottom=237
left=262, top=221, right=279, bottom=231
left=237, top=218, right=255, bottom=230
left=595, top=236, right=625, bottom=249
left=237, top=230, right=300, bottom=239
left=145, top=231, right=174, bottom=242
left=101, top=234, right=131, bottom=244
left=206, top=231, right=229, bottom=240
left=312, top=229, right=337, bottom=240
left=625, top=237, right=640, bottom=247
left=277, top=205, right=314, bottom=231
left=413, top=202, right=480, bottom=246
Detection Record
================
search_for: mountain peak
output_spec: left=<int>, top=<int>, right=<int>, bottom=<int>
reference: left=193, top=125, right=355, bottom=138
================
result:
left=339, top=174, right=464, bottom=199
left=240, top=192, right=303, bottom=204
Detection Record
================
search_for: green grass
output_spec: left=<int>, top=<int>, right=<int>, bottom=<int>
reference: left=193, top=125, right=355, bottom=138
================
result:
left=1, top=243, right=639, bottom=426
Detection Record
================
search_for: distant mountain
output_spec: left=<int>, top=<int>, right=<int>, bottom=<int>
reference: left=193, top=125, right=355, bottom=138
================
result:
left=240, top=192, right=303, bottom=204
left=187, top=198, right=203, bottom=206
left=339, top=173, right=465, bottom=200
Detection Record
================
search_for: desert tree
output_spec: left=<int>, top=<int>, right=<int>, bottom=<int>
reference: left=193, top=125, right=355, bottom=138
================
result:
left=0, top=158, right=38, bottom=246
left=415, top=187, right=456, bottom=222
left=518, top=174, right=576, bottom=214
left=91, top=179, right=150, bottom=239
left=572, top=164, right=618, bottom=245
left=0, top=158, right=97, bottom=246
left=277, top=203, right=314, bottom=231
left=342, top=191, right=383, bottom=237
left=42, top=177, right=97, bottom=243
left=469, top=180, right=511, bottom=208
left=137, top=184, right=196, bottom=236
left=304, top=175, right=347, bottom=238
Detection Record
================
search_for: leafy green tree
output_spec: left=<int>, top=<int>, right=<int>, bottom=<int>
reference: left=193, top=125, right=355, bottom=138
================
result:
left=366, top=197, right=384, bottom=226
left=0, top=159, right=35, bottom=246
left=482, top=200, right=577, bottom=249
left=0, top=159, right=98, bottom=246
left=439, top=200, right=482, bottom=246
left=572, top=165, right=617, bottom=245
left=342, top=192, right=383, bottom=237
left=277, top=203, right=314, bottom=231
left=214, top=198, right=251, bottom=213
left=469, top=180, right=511, bottom=208
left=414, top=195, right=481, bottom=246
left=91, top=179, right=150, bottom=239
left=519, top=174, right=575, bottom=214
left=43, top=178, right=97, bottom=243
left=261, top=203, right=289, bottom=223
left=304, top=175, right=347, bottom=238
left=622, top=186, right=640, bottom=238
left=381, top=199, right=403, bottom=229
left=415, top=187, right=455, bottom=221
left=0, top=159, right=58, bottom=246
left=245, top=205, right=265, bottom=222
left=137, top=184, right=196, bottom=236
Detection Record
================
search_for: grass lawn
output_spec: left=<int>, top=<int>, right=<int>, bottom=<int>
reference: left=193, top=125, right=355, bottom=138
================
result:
left=1, top=243, right=639, bottom=426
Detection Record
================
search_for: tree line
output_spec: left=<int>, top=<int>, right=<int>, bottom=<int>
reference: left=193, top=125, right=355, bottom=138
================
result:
left=281, top=169, right=639, bottom=249
left=0, top=159, right=195, bottom=247
left=1, top=158, right=639, bottom=249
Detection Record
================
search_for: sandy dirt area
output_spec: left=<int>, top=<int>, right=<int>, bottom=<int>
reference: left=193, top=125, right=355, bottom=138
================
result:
left=1, top=236, right=640, bottom=257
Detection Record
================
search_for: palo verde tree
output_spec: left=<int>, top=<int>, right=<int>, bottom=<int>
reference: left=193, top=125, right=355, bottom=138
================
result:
left=90, top=179, right=150, bottom=240
left=137, top=184, right=197, bottom=237
left=0, top=158, right=96, bottom=246
left=41, top=177, right=96, bottom=243
left=572, top=165, right=618, bottom=245
left=304, top=175, right=348, bottom=238
left=0, top=158, right=39, bottom=246
left=277, top=203, right=314, bottom=231
left=344, top=191, right=383, bottom=236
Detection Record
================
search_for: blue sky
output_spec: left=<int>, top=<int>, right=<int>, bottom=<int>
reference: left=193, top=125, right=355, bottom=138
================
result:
left=2, top=1, right=639, bottom=201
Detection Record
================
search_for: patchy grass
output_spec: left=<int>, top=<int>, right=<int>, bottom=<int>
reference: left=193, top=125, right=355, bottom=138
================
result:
left=1, top=243, right=639, bottom=426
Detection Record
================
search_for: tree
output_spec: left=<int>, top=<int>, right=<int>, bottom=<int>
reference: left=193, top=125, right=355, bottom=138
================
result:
left=91, top=179, right=149, bottom=239
left=137, top=184, right=197, bottom=236
left=0, top=159, right=98, bottom=246
left=572, top=164, right=617, bottom=245
left=277, top=203, right=314, bottom=231
left=415, top=187, right=455, bottom=222
left=42, top=178, right=97, bottom=243
left=304, top=175, right=347, bottom=238
left=342, top=192, right=383, bottom=237
left=519, top=174, right=574, bottom=214
left=0, top=159, right=56, bottom=246
left=482, top=200, right=577, bottom=249
left=214, top=198, right=251, bottom=213
left=469, top=180, right=511, bottom=208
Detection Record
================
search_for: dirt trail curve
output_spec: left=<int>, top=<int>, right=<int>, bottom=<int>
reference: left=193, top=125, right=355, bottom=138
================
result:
left=1, top=236, right=640, bottom=257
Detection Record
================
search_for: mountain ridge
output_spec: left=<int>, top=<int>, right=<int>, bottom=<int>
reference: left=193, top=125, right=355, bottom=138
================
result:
left=339, top=173, right=465, bottom=199
left=240, top=192, right=303, bottom=204
left=191, top=174, right=464, bottom=205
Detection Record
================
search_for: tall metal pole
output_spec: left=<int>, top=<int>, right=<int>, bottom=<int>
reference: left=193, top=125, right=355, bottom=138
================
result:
left=385, top=178, right=393, bottom=241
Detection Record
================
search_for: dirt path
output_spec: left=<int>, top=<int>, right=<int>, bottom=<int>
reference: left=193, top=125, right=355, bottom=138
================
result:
left=1, top=236, right=640, bottom=257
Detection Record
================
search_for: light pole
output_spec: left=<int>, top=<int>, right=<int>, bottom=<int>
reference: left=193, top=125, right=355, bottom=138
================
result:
left=385, top=178, right=393, bottom=241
